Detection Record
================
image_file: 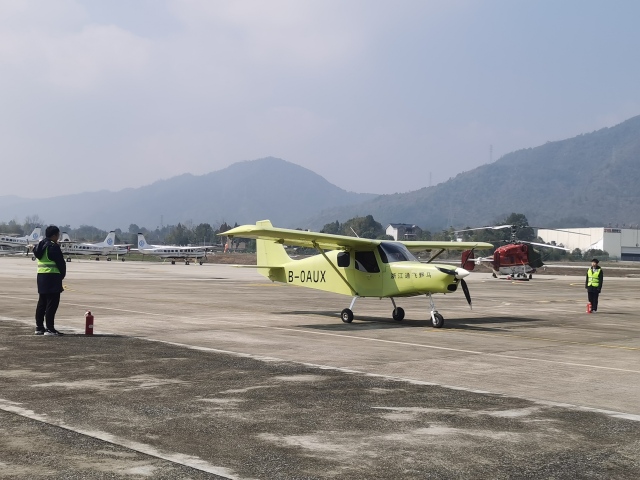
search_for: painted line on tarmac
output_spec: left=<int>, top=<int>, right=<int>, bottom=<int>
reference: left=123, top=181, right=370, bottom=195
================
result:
left=1, top=315, right=639, bottom=423
left=123, top=338, right=640, bottom=424
left=436, top=328, right=640, bottom=351
left=0, top=398, right=238, bottom=479
left=3, top=296, right=640, bottom=370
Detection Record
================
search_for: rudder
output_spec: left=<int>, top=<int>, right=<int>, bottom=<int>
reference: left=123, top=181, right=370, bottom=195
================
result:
left=255, top=220, right=291, bottom=267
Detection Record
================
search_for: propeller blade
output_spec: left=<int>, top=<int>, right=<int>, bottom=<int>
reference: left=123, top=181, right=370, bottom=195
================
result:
left=436, top=266, right=457, bottom=276
left=461, top=278, right=472, bottom=309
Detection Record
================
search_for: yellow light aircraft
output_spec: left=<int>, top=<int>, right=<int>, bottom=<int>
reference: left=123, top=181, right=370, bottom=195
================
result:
left=221, top=220, right=493, bottom=327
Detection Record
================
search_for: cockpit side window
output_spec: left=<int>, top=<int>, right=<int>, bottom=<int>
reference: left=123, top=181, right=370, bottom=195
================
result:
left=354, top=251, right=380, bottom=273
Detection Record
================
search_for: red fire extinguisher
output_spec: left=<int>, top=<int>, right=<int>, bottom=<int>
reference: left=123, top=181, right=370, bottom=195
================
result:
left=586, top=303, right=592, bottom=314
left=85, top=310, right=94, bottom=335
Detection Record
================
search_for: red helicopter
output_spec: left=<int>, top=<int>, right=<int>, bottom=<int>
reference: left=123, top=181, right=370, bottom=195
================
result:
left=456, top=224, right=574, bottom=280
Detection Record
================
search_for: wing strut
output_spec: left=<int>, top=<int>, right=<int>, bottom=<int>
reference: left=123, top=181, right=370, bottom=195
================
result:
left=427, top=249, right=446, bottom=263
left=313, top=241, right=359, bottom=296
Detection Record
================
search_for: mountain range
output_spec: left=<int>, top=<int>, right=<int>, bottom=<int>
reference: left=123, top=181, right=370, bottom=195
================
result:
left=1, top=114, right=639, bottom=231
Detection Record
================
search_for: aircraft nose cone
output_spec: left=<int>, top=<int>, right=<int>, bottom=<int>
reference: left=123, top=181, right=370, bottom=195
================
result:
left=455, top=267, right=470, bottom=279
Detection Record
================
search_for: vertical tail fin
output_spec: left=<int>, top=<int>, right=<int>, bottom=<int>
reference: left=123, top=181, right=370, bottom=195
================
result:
left=255, top=220, right=291, bottom=267
left=30, top=227, right=42, bottom=242
left=103, top=231, right=116, bottom=246
left=61, top=232, right=72, bottom=243
left=137, top=233, right=148, bottom=250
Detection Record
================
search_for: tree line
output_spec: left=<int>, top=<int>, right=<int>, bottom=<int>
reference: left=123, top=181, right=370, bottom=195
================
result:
left=1, top=212, right=608, bottom=260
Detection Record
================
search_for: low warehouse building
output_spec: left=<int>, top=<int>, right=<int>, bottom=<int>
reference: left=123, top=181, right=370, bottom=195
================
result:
left=537, top=227, right=640, bottom=261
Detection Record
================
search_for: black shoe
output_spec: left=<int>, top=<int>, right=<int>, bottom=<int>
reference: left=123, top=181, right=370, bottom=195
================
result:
left=34, top=329, right=45, bottom=335
left=44, top=329, right=64, bottom=336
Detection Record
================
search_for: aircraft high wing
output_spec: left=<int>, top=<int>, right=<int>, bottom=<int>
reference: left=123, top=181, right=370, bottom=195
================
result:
left=133, top=233, right=213, bottom=265
left=60, top=231, right=129, bottom=262
left=220, top=220, right=493, bottom=327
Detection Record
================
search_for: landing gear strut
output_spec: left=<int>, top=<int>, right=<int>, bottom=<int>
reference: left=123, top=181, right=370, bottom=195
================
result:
left=340, top=296, right=359, bottom=323
left=390, top=297, right=404, bottom=321
left=427, top=293, right=444, bottom=328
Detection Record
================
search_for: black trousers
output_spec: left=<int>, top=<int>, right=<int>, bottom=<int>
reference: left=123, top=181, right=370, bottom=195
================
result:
left=35, top=293, right=61, bottom=331
left=587, top=289, right=600, bottom=312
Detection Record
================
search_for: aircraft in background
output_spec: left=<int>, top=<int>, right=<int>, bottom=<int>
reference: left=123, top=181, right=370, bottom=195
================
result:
left=220, top=220, right=493, bottom=328
left=455, top=224, right=581, bottom=280
left=134, top=233, right=211, bottom=265
left=0, top=227, right=42, bottom=251
left=59, top=231, right=129, bottom=262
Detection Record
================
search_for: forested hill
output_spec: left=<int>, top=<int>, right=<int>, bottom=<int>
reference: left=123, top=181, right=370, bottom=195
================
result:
left=307, top=115, right=640, bottom=230
left=0, top=157, right=376, bottom=229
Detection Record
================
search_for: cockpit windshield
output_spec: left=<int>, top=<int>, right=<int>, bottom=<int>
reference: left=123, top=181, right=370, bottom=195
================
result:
left=378, top=242, right=418, bottom=263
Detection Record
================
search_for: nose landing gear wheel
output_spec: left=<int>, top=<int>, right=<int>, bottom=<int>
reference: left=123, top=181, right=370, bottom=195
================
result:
left=392, top=307, right=405, bottom=321
left=341, top=308, right=354, bottom=323
left=431, top=312, right=444, bottom=328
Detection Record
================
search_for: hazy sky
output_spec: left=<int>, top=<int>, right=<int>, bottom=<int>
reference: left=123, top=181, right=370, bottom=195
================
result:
left=1, top=0, right=639, bottom=198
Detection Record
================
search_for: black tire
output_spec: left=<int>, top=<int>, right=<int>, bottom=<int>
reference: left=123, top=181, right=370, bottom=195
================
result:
left=392, top=307, right=405, bottom=321
left=95, top=257, right=100, bottom=261
left=341, top=308, right=354, bottom=323
left=66, top=258, right=71, bottom=262
left=199, top=261, right=203, bottom=265
left=185, top=261, right=190, bottom=265
left=121, top=258, right=125, bottom=262
left=171, top=260, right=175, bottom=265
left=431, top=313, right=444, bottom=328
left=528, top=274, right=532, bottom=279
left=107, top=257, right=111, bottom=262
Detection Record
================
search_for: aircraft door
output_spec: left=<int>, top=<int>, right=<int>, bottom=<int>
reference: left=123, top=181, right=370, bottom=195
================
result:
left=353, top=250, right=382, bottom=296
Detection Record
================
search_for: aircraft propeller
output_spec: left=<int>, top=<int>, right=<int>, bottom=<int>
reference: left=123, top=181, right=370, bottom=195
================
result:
left=436, top=266, right=472, bottom=309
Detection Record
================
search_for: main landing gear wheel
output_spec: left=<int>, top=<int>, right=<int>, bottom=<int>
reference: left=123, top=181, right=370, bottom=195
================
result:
left=392, top=307, right=405, bottom=321
left=107, top=257, right=111, bottom=261
left=431, top=312, right=444, bottom=328
left=121, top=258, right=125, bottom=262
left=185, top=261, right=190, bottom=265
left=171, top=260, right=175, bottom=265
left=95, top=257, right=100, bottom=261
left=341, top=308, right=354, bottom=323
left=199, top=261, right=203, bottom=265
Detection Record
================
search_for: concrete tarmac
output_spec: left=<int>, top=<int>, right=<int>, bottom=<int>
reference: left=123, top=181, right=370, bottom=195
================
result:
left=0, top=257, right=639, bottom=479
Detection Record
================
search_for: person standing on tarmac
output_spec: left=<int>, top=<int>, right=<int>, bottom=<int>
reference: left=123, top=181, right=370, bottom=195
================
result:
left=33, top=225, right=66, bottom=335
left=585, top=258, right=603, bottom=313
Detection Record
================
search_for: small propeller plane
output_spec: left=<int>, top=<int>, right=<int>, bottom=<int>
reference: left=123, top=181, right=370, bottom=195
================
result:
left=0, top=227, right=42, bottom=249
left=221, top=220, right=493, bottom=327
left=133, top=233, right=212, bottom=265
left=59, top=231, right=130, bottom=262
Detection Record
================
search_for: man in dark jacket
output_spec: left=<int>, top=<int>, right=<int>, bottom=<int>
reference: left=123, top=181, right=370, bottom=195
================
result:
left=33, top=225, right=66, bottom=335
left=585, top=258, right=603, bottom=313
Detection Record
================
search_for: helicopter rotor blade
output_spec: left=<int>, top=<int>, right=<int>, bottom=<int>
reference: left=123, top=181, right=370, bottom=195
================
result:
left=522, top=240, right=570, bottom=251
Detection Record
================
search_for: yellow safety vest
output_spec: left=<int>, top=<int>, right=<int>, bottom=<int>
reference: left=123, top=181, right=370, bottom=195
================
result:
left=587, top=268, right=600, bottom=288
left=37, top=246, right=61, bottom=274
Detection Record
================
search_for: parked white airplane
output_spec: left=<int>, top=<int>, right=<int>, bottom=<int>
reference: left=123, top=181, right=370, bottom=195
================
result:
left=135, top=233, right=210, bottom=265
left=60, top=231, right=129, bottom=261
left=0, top=227, right=42, bottom=250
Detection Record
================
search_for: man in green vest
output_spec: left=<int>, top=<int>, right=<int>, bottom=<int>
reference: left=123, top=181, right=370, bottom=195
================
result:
left=33, top=225, right=67, bottom=335
left=585, top=258, right=603, bottom=313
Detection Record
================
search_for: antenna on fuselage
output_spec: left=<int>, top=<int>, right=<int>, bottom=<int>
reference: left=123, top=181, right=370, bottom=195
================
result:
left=350, top=227, right=360, bottom=238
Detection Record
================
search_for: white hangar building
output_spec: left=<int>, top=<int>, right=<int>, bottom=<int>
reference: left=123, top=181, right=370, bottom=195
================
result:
left=536, top=227, right=640, bottom=261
